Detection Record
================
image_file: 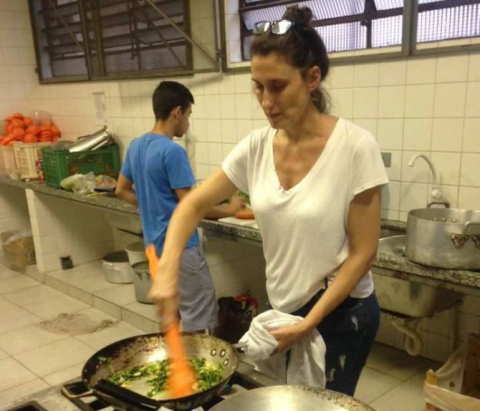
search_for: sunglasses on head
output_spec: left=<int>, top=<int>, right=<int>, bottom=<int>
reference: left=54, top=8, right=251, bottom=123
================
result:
left=253, top=19, right=295, bottom=35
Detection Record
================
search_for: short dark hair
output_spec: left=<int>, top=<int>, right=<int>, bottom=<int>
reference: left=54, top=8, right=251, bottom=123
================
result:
left=250, top=6, right=330, bottom=113
left=152, top=81, right=194, bottom=121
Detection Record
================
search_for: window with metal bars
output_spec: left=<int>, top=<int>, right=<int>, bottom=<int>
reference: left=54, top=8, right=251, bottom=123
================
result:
left=238, top=0, right=405, bottom=60
left=29, top=0, right=193, bottom=83
left=237, top=0, right=480, bottom=62
left=416, top=0, right=480, bottom=45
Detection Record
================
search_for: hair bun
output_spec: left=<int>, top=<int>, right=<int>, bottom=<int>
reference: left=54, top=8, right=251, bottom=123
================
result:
left=283, top=5, right=313, bottom=26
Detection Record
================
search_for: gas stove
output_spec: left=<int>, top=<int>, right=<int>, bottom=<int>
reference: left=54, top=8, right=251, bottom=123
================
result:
left=1, top=359, right=279, bottom=411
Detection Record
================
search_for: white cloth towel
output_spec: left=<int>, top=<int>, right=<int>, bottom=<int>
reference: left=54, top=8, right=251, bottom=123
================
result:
left=239, top=310, right=326, bottom=387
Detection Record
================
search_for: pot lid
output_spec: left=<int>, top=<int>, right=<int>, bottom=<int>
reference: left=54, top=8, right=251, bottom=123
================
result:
left=209, top=385, right=374, bottom=411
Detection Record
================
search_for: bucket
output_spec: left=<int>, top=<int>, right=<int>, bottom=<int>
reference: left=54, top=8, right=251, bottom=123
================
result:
left=125, top=241, right=147, bottom=266
left=102, top=251, right=133, bottom=284
left=132, top=261, right=153, bottom=304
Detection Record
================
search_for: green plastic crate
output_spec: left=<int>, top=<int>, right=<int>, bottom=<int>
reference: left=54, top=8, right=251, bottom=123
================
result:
left=42, top=145, right=121, bottom=188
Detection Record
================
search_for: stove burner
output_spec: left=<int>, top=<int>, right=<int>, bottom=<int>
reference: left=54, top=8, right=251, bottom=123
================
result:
left=62, top=382, right=111, bottom=411
left=5, top=401, right=49, bottom=411
left=61, top=373, right=262, bottom=411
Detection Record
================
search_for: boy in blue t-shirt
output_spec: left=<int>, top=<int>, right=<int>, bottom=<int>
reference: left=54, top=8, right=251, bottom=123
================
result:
left=116, top=81, right=243, bottom=332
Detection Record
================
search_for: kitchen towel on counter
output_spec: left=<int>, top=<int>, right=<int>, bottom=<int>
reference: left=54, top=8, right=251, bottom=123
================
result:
left=239, top=310, right=326, bottom=387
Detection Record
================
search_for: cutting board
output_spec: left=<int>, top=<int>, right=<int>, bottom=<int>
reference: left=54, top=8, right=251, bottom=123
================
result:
left=218, top=217, right=258, bottom=228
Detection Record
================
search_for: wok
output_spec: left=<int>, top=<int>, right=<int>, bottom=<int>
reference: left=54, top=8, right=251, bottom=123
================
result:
left=62, top=332, right=239, bottom=411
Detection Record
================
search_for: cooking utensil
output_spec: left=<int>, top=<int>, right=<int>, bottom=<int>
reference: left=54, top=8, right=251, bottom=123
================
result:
left=102, top=251, right=133, bottom=284
left=61, top=332, right=239, bottom=411
left=125, top=241, right=147, bottom=265
left=405, top=207, right=480, bottom=270
left=209, top=385, right=374, bottom=411
left=145, top=244, right=196, bottom=398
left=69, top=127, right=114, bottom=152
left=131, top=262, right=154, bottom=304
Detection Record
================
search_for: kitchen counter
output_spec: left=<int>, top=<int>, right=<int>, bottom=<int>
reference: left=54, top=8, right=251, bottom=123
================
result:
left=0, top=177, right=138, bottom=216
left=1, top=177, right=479, bottom=294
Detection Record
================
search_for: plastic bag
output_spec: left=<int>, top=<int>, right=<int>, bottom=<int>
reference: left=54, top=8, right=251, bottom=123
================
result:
left=424, top=348, right=480, bottom=411
left=1, top=229, right=36, bottom=271
left=60, top=172, right=96, bottom=195
left=2, top=229, right=33, bottom=246
left=94, top=174, right=116, bottom=193
left=424, top=384, right=479, bottom=411
left=51, top=140, right=74, bottom=151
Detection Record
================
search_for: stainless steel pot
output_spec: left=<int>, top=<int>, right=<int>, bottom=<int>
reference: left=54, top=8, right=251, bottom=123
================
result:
left=69, top=127, right=114, bottom=152
left=405, top=207, right=480, bottom=270
left=102, top=251, right=133, bottom=284
left=62, top=332, right=239, bottom=411
left=132, top=261, right=153, bottom=304
left=209, top=385, right=374, bottom=411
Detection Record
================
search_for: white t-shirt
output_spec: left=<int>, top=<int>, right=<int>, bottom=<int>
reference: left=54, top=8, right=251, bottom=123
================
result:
left=222, top=118, right=389, bottom=313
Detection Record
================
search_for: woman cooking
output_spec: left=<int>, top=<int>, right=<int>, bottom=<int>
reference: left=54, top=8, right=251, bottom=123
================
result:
left=150, top=5, right=388, bottom=397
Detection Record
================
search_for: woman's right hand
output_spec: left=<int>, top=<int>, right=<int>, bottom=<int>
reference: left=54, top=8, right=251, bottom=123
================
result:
left=149, top=263, right=180, bottom=331
left=227, top=195, right=245, bottom=216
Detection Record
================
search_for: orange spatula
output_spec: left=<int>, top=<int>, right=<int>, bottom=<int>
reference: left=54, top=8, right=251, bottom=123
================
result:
left=146, top=244, right=196, bottom=398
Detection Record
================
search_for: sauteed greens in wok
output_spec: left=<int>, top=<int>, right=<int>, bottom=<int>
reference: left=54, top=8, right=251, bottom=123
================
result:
left=99, top=357, right=224, bottom=398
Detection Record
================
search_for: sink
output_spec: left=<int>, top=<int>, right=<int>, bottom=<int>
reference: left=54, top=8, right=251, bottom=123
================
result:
left=374, top=235, right=462, bottom=318
left=378, top=235, right=405, bottom=256
left=380, top=227, right=404, bottom=238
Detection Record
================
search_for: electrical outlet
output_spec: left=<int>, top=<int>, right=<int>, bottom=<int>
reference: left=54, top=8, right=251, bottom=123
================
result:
left=381, top=152, right=392, bottom=168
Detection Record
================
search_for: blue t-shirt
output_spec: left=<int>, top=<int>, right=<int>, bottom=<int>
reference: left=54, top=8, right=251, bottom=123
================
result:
left=120, top=133, right=199, bottom=254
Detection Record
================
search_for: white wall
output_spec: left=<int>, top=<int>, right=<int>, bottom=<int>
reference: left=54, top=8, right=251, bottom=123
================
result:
left=1, top=1, right=479, bottom=219
left=25, top=190, right=113, bottom=272
left=0, top=186, right=30, bottom=247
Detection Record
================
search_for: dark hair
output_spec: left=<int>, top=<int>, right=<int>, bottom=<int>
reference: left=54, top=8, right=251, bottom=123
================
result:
left=250, top=6, right=330, bottom=113
left=152, top=81, right=194, bottom=121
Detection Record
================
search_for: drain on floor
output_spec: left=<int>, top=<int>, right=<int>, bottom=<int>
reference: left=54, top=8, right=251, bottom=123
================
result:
left=37, top=313, right=119, bottom=336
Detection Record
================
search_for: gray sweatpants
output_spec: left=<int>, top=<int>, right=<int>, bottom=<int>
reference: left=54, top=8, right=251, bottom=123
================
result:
left=178, top=245, right=218, bottom=332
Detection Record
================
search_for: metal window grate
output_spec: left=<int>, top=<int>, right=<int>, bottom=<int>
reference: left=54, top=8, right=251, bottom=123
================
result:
left=239, top=0, right=404, bottom=59
left=317, top=22, right=366, bottom=53
left=372, top=14, right=403, bottom=47
left=375, top=0, right=404, bottom=10
left=417, top=1, right=480, bottom=43
left=89, top=0, right=190, bottom=77
left=29, top=0, right=192, bottom=82
left=30, top=0, right=89, bottom=79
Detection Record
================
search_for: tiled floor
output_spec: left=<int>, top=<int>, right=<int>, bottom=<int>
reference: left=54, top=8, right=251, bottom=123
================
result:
left=0, top=262, right=438, bottom=411
left=0, top=263, right=144, bottom=408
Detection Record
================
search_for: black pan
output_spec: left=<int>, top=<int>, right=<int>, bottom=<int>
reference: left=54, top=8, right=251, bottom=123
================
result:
left=62, top=332, right=239, bottom=411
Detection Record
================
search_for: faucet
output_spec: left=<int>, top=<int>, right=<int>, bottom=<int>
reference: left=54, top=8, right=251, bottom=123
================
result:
left=408, top=154, right=450, bottom=208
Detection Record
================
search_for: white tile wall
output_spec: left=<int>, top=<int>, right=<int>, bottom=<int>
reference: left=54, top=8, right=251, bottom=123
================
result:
left=378, top=60, right=407, bottom=86
left=25, top=190, right=113, bottom=273
left=433, top=83, right=466, bottom=118
left=405, top=85, right=435, bottom=118
left=0, top=187, right=30, bottom=243
left=377, top=119, right=403, bottom=150
left=431, top=119, right=464, bottom=152
left=0, top=2, right=475, bottom=217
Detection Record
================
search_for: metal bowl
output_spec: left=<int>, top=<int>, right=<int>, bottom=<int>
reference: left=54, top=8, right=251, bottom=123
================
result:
left=102, top=251, right=133, bottom=284
left=210, top=385, right=374, bottom=411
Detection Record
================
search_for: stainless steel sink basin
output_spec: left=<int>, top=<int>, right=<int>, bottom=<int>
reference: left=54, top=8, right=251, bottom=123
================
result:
left=374, top=233, right=462, bottom=318
left=378, top=235, right=405, bottom=256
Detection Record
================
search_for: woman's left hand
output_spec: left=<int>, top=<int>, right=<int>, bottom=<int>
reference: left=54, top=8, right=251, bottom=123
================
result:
left=269, top=322, right=310, bottom=354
